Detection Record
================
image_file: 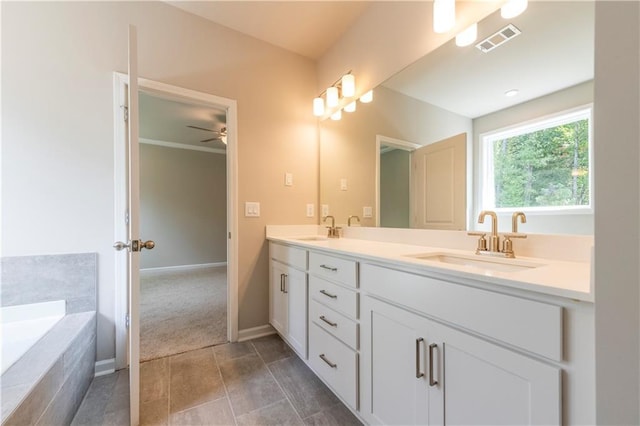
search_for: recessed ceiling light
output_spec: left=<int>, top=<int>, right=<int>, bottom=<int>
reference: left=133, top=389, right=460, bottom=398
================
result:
left=505, top=89, right=519, bottom=97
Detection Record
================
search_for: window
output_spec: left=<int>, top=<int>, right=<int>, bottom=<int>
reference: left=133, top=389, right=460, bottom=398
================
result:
left=480, top=106, right=592, bottom=212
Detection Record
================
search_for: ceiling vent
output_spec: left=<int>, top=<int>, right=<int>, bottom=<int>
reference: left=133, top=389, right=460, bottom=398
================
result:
left=475, top=24, right=521, bottom=53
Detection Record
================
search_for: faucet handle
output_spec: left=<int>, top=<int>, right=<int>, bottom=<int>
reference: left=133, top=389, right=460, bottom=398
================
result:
left=502, top=232, right=527, bottom=239
left=467, top=231, right=488, bottom=252
left=467, top=231, right=486, bottom=237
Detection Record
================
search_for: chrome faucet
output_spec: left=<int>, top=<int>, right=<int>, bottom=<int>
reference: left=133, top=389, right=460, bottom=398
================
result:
left=478, top=210, right=500, bottom=252
left=323, top=215, right=341, bottom=238
left=348, top=215, right=360, bottom=227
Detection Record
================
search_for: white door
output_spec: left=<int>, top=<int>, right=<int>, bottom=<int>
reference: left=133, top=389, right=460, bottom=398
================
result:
left=411, top=133, right=466, bottom=230
left=112, top=25, right=154, bottom=426
left=269, top=260, right=288, bottom=336
left=285, top=267, right=307, bottom=357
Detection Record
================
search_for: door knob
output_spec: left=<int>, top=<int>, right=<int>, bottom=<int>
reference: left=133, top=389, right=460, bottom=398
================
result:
left=113, top=240, right=155, bottom=252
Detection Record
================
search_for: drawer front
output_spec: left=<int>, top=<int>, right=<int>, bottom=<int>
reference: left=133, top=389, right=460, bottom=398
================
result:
left=310, top=299, right=358, bottom=350
left=309, top=323, right=358, bottom=410
left=309, top=252, right=358, bottom=288
left=270, top=242, right=307, bottom=270
left=309, top=276, right=358, bottom=319
left=361, top=263, right=563, bottom=361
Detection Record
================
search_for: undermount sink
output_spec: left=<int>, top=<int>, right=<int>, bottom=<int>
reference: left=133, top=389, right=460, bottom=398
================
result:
left=291, top=236, right=329, bottom=241
left=404, top=252, right=544, bottom=273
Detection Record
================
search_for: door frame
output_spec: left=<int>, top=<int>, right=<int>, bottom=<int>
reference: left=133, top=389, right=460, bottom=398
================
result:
left=113, top=73, right=239, bottom=369
left=375, top=135, right=421, bottom=227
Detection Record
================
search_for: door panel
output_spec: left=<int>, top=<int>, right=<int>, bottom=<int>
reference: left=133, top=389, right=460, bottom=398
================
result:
left=286, top=267, right=307, bottom=357
left=411, top=133, right=466, bottom=230
left=269, top=261, right=288, bottom=335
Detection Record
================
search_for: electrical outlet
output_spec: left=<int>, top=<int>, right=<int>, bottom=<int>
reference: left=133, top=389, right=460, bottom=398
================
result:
left=321, top=204, right=330, bottom=217
left=285, top=172, right=293, bottom=186
left=306, top=204, right=315, bottom=217
left=363, top=206, right=373, bottom=218
left=340, top=178, right=348, bottom=191
left=245, top=202, right=260, bottom=217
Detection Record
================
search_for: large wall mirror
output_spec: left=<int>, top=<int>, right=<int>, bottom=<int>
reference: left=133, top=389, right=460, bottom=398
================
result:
left=319, top=1, right=594, bottom=235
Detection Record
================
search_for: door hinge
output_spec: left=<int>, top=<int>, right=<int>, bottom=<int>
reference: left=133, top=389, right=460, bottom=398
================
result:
left=125, top=313, right=130, bottom=329
left=121, top=105, right=129, bottom=122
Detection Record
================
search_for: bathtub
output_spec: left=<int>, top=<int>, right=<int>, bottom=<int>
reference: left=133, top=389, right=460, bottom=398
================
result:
left=1, top=300, right=66, bottom=375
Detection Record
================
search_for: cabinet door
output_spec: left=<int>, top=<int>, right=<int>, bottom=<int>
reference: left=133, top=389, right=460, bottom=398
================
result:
left=429, top=321, right=561, bottom=426
left=360, top=296, right=435, bottom=425
left=285, top=267, right=307, bottom=358
left=269, top=260, right=288, bottom=335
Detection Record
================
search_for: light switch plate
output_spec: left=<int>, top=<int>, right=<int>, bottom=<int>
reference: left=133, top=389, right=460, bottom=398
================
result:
left=321, top=204, right=330, bottom=217
left=245, top=202, right=260, bottom=217
left=285, top=172, right=293, bottom=186
left=340, top=178, right=348, bottom=191
left=363, top=206, right=373, bottom=218
left=306, top=204, right=315, bottom=217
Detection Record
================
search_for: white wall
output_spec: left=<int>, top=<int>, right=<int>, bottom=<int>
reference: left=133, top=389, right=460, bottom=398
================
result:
left=472, top=81, right=594, bottom=235
left=593, top=2, right=640, bottom=424
left=1, top=1, right=318, bottom=361
left=139, top=144, right=226, bottom=269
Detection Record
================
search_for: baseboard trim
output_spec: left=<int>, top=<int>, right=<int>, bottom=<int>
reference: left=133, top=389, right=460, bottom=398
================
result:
left=140, top=262, right=227, bottom=274
left=237, top=324, right=276, bottom=342
left=95, top=358, right=116, bottom=377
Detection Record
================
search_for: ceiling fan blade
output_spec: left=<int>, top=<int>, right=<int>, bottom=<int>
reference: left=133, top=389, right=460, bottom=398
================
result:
left=187, top=125, right=218, bottom=133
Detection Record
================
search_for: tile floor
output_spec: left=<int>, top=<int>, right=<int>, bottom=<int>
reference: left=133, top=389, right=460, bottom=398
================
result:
left=72, top=334, right=362, bottom=425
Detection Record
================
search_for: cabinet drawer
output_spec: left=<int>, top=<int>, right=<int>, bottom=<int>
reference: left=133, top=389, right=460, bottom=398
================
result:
left=270, top=242, right=307, bottom=270
left=309, top=252, right=357, bottom=288
left=310, top=276, right=358, bottom=319
left=310, top=299, right=358, bottom=350
left=361, top=263, right=563, bottom=361
left=309, top=323, right=358, bottom=410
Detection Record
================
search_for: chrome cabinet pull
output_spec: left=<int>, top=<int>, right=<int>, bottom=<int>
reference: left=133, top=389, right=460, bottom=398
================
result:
left=319, top=354, right=337, bottom=368
left=319, top=289, right=337, bottom=299
left=416, top=338, right=424, bottom=378
left=283, top=274, right=288, bottom=294
left=320, top=264, right=338, bottom=272
left=280, top=274, right=284, bottom=292
left=319, top=315, right=337, bottom=327
left=429, top=343, right=439, bottom=387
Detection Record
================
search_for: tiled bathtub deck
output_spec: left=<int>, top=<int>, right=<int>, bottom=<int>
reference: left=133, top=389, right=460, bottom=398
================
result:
left=73, top=334, right=362, bottom=425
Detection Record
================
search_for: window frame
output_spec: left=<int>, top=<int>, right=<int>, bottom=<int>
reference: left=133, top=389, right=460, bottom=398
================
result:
left=478, top=104, right=594, bottom=215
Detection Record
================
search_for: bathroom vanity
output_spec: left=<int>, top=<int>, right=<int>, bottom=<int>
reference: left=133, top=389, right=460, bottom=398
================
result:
left=267, top=226, right=594, bottom=426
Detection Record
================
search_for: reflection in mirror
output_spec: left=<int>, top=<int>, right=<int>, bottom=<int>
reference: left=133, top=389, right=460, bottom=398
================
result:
left=319, top=1, right=594, bottom=235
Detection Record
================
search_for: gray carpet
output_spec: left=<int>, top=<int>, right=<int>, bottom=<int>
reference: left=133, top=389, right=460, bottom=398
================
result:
left=140, top=266, right=227, bottom=361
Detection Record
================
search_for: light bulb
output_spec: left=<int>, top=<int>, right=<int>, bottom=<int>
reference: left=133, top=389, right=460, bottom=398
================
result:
left=501, top=0, right=527, bottom=19
left=326, top=87, right=339, bottom=108
left=433, top=0, right=455, bottom=34
left=344, top=101, right=356, bottom=113
left=360, top=90, right=373, bottom=103
left=341, top=74, right=355, bottom=98
left=331, top=109, right=342, bottom=120
left=455, top=23, right=477, bottom=47
left=313, top=97, right=325, bottom=116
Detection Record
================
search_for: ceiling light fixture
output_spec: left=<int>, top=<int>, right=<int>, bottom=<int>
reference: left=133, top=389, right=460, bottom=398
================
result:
left=501, top=0, right=528, bottom=19
left=456, top=23, right=477, bottom=47
left=433, top=0, right=455, bottom=34
left=360, top=90, right=373, bottom=103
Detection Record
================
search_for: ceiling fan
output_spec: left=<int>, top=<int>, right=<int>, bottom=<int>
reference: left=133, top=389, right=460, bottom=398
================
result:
left=186, top=125, right=228, bottom=144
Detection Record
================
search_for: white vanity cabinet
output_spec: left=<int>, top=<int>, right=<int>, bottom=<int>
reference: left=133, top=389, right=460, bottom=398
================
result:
left=359, top=263, right=562, bottom=426
left=269, top=242, right=308, bottom=358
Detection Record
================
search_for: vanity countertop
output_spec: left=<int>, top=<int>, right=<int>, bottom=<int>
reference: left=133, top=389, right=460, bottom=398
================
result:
left=267, top=235, right=592, bottom=303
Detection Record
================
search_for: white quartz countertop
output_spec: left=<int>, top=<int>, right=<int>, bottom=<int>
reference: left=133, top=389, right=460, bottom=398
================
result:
left=267, top=235, right=593, bottom=303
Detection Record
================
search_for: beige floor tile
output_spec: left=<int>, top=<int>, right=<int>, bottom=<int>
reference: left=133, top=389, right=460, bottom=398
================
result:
left=169, top=398, right=235, bottom=426
left=141, top=358, right=170, bottom=404
left=140, top=397, right=168, bottom=426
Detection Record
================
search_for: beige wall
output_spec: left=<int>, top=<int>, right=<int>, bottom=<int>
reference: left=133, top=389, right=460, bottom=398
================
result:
left=320, top=86, right=472, bottom=226
left=139, top=144, right=226, bottom=269
left=472, top=80, right=595, bottom=235
left=1, top=1, right=317, bottom=360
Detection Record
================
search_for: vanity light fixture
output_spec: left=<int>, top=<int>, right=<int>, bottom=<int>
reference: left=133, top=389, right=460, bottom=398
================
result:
left=360, top=90, right=373, bottom=103
left=501, top=0, right=528, bottom=19
left=505, top=89, right=519, bottom=97
left=456, top=23, right=477, bottom=47
left=331, top=109, right=342, bottom=120
left=313, top=97, right=325, bottom=116
left=344, top=101, right=357, bottom=113
left=326, top=86, right=339, bottom=108
left=433, top=0, right=455, bottom=34
left=312, top=71, right=357, bottom=117
left=341, top=74, right=355, bottom=98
